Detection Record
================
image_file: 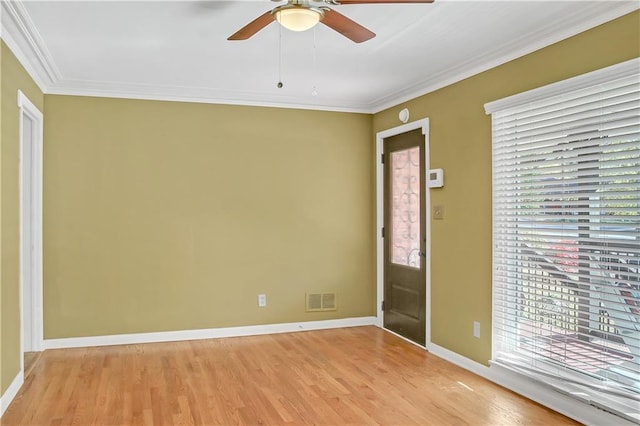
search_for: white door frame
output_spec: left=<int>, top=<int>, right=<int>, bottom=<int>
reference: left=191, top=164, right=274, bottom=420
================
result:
left=18, top=89, right=44, bottom=368
left=376, top=118, right=431, bottom=348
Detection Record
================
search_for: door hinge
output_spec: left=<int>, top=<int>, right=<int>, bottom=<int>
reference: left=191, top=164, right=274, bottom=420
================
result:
left=381, top=153, right=384, bottom=164
left=381, top=300, right=385, bottom=311
left=381, top=227, right=385, bottom=238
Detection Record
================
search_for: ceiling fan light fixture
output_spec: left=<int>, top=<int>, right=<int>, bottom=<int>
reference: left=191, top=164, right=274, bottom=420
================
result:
left=274, top=7, right=321, bottom=32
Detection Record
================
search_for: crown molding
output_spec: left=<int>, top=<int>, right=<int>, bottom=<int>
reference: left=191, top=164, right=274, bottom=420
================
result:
left=46, top=79, right=372, bottom=113
left=1, top=0, right=61, bottom=91
left=367, top=1, right=640, bottom=113
left=1, top=1, right=637, bottom=114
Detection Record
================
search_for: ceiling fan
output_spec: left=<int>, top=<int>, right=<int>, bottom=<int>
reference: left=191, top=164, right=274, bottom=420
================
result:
left=228, top=0, right=434, bottom=43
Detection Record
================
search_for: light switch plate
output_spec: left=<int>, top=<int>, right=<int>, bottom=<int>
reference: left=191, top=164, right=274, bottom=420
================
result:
left=433, top=205, right=444, bottom=220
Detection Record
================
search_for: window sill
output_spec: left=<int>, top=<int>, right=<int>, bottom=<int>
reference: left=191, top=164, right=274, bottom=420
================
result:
left=488, top=362, right=638, bottom=425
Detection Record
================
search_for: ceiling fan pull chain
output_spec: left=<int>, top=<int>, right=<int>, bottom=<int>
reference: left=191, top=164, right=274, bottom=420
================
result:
left=312, top=27, right=318, bottom=96
left=277, top=24, right=284, bottom=88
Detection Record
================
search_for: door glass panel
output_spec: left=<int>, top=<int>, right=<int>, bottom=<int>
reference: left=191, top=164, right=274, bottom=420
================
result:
left=390, top=147, right=421, bottom=268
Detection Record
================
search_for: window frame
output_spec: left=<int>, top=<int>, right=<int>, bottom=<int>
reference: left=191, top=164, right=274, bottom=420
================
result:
left=486, top=57, right=640, bottom=423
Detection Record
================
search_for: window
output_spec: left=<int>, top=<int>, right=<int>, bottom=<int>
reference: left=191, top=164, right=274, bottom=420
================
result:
left=486, top=59, right=639, bottom=422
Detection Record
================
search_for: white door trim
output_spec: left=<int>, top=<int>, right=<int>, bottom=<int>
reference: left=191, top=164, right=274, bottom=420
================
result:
left=375, top=118, right=431, bottom=347
left=17, top=89, right=44, bottom=366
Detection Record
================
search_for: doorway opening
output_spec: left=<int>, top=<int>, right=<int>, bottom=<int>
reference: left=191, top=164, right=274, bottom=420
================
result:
left=376, top=119, right=430, bottom=347
left=18, top=90, right=44, bottom=375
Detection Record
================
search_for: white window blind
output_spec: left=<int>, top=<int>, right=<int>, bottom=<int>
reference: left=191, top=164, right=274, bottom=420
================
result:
left=489, top=59, right=640, bottom=423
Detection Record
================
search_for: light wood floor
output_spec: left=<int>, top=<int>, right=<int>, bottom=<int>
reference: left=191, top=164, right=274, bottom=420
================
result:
left=2, top=326, right=577, bottom=425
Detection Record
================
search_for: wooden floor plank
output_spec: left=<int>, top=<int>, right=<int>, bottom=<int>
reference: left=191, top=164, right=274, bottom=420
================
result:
left=2, top=326, right=577, bottom=425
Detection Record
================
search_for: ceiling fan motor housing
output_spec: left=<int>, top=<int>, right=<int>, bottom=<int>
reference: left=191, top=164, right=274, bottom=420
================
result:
left=272, top=4, right=325, bottom=32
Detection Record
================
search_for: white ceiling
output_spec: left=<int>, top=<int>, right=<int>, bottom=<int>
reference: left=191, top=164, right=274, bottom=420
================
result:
left=2, top=0, right=638, bottom=113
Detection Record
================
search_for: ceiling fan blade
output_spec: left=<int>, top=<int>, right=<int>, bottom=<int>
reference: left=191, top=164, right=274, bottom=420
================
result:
left=228, top=11, right=275, bottom=41
left=334, top=0, right=433, bottom=3
left=320, top=8, right=375, bottom=43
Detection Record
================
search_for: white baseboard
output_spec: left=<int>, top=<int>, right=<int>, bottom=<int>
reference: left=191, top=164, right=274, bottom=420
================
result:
left=43, top=316, right=377, bottom=350
left=426, top=342, right=489, bottom=376
left=0, top=371, right=24, bottom=418
left=426, top=342, right=635, bottom=426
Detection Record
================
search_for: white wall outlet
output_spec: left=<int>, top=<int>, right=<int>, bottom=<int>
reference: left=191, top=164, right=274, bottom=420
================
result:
left=473, top=321, right=480, bottom=338
left=258, top=294, right=267, bottom=307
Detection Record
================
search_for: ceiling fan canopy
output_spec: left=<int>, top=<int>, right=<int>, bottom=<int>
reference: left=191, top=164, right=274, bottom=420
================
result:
left=228, top=0, right=434, bottom=43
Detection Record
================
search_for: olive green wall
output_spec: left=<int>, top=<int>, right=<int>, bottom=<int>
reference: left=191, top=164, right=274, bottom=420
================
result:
left=373, top=11, right=640, bottom=365
left=43, top=96, right=375, bottom=338
left=0, top=41, right=44, bottom=395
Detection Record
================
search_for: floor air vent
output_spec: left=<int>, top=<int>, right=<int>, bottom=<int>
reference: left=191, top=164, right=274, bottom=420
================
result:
left=306, top=292, right=337, bottom=311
